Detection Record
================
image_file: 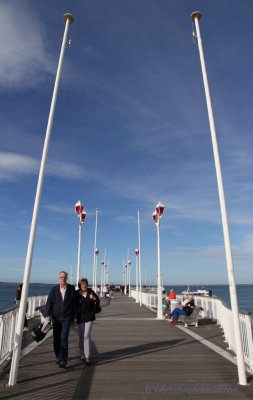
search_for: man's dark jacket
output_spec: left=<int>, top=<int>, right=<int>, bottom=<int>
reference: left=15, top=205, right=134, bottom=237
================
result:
left=46, top=284, right=75, bottom=321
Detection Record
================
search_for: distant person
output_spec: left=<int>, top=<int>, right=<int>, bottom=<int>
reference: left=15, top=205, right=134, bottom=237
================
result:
left=74, top=278, right=100, bottom=364
left=169, top=295, right=195, bottom=325
left=168, top=288, right=176, bottom=300
left=15, top=283, right=29, bottom=331
left=45, top=271, right=75, bottom=368
left=102, top=285, right=110, bottom=302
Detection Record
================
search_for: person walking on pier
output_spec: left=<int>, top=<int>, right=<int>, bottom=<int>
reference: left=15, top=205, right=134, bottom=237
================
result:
left=46, top=271, right=75, bottom=368
left=74, top=278, right=100, bottom=365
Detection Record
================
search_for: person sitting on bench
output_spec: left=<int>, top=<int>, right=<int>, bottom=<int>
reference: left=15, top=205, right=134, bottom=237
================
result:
left=168, top=295, right=195, bottom=325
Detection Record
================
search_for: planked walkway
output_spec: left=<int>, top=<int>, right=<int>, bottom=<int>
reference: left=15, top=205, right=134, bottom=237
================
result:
left=0, top=294, right=253, bottom=400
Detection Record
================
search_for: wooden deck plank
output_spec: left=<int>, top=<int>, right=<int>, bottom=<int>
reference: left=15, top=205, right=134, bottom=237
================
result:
left=0, top=294, right=252, bottom=399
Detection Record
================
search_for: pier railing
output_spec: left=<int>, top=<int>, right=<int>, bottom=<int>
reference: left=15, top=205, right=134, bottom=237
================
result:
left=193, top=295, right=253, bottom=373
left=0, top=295, right=48, bottom=367
left=131, top=290, right=253, bottom=372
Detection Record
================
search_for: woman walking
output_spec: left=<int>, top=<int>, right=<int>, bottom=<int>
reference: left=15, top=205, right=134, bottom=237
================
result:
left=74, top=278, right=100, bottom=364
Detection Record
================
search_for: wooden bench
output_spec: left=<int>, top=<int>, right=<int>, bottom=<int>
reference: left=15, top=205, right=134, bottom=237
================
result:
left=178, top=306, right=202, bottom=327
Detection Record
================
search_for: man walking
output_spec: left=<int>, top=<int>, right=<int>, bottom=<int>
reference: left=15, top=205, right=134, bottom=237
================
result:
left=46, top=271, right=75, bottom=368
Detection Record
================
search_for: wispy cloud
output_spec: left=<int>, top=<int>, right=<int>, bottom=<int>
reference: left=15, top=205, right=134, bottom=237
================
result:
left=37, top=225, right=64, bottom=241
left=0, top=152, right=93, bottom=182
left=0, top=152, right=38, bottom=181
left=0, top=2, right=54, bottom=89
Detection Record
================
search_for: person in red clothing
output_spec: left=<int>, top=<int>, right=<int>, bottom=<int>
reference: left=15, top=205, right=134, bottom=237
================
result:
left=168, top=288, right=176, bottom=300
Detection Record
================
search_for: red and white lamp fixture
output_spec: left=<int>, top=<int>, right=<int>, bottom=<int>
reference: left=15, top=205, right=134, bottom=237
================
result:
left=152, top=201, right=165, bottom=320
left=75, top=200, right=87, bottom=289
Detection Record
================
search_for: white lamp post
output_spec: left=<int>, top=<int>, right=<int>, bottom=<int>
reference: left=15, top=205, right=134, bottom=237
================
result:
left=104, top=264, right=107, bottom=287
left=134, top=249, right=139, bottom=303
left=137, top=209, right=142, bottom=306
left=191, top=11, right=247, bottom=385
left=152, top=202, right=165, bottom=320
left=94, top=248, right=99, bottom=291
left=92, top=208, right=99, bottom=290
left=75, top=200, right=87, bottom=288
left=124, top=264, right=128, bottom=294
left=8, top=13, right=74, bottom=387
left=127, top=259, right=131, bottom=297
left=101, top=260, right=104, bottom=292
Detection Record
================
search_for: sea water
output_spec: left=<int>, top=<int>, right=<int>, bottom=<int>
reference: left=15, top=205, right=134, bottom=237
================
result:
left=164, top=284, right=253, bottom=314
left=0, top=282, right=54, bottom=311
left=0, top=282, right=253, bottom=314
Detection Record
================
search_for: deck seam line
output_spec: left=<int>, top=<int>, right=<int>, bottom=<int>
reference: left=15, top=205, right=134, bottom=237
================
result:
left=176, top=325, right=238, bottom=366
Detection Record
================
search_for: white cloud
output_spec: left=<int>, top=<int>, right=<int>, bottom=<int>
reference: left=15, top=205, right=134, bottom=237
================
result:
left=0, top=152, right=38, bottom=181
left=37, top=225, right=64, bottom=241
left=43, top=204, right=74, bottom=216
left=0, top=2, right=54, bottom=89
left=0, top=152, right=92, bottom=182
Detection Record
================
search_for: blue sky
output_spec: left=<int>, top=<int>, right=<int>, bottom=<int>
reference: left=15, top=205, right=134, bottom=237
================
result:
left=0, top=0, right=253, bottom=286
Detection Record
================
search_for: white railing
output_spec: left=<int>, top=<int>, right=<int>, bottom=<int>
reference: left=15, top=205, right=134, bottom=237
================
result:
left=193, top=295, right=253, bottom=373
left=131, top=290, right=253, bottom=372
left=131, top=289, right=157, bottom=309
left=0, top=295, right=48, bottom=366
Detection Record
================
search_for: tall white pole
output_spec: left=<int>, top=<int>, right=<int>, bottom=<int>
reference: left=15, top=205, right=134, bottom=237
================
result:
left=156, top=219, right=163, bottom=319
left=122, top=264, right=124, bottom=286
left=135, top=251, right=139, bottom=303
left=106, top=258, right=109, bottom=285
left=128, top=261, right=131, bottom=297
left=100, top=262, right=103, bottom=293
left=93, top=208, right=99, bottom=290
left=137, top=209, right=142, bottom=306
left=191, top=11, right=247, bottom=385
left=76, top=216, right=82, bottom=288
left=124, top=261, right=127, bottom=295
left=8, top=13, right=74, bottom=387
left=95, top=252, right=99, bottom=291
left=103, top=248, right=106, bottom=289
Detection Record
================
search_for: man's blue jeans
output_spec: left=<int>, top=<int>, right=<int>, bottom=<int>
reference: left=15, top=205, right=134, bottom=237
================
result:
left=53, top=319, right=72, bottom=362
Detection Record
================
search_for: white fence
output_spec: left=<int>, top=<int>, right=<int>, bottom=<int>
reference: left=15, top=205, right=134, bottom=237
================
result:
left=131, top=290, right=253, bottom=372
left=0, top=295, right=48, bottom=367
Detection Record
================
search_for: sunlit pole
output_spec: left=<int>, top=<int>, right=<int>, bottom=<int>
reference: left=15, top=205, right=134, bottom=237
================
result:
left=100, top=260, right=104, bottom=292
left=124, top=264, right=127, bottom=294
left=75, top=201, right=87, bottom=288
left=191, top=11, right=247, bottom=386
left=8, top=13, right=74, bottom=387
left=152, top=202, right=165, bottom=320
left=127, top=260, right=131, bottom=297
left=103, top=264, right=107, bottom=288
left=94, top=248, right=99, bottom=291
left=137, top=209, right=142, bottom=306
left=134, top=249, right=139, bottom=302
left=92, top=208, right=99, bottom=290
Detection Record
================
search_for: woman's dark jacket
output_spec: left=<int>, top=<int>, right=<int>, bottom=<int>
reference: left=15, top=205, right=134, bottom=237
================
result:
left=183, top=299, right=195, bottom=316
left=75, top=288, right=100, bottom=323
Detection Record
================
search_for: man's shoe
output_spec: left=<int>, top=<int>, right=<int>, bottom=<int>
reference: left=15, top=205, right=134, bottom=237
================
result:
left=59, top=360, right=66, bottom=368
left=85, top=358, right=91, bottom=365
left=80, top=356, right=85, bottom=362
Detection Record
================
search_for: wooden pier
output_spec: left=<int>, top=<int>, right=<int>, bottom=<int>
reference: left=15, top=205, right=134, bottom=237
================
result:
left=0, top=294, right=252, bottom=399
